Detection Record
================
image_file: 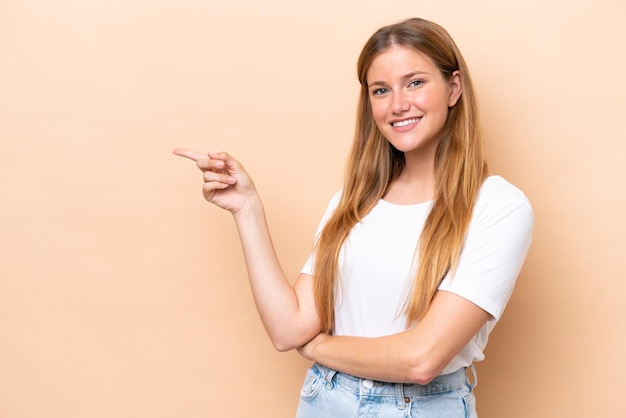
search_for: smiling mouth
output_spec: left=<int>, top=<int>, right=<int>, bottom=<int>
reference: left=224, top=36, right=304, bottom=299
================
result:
left=391, top=117, right=422, bottom=127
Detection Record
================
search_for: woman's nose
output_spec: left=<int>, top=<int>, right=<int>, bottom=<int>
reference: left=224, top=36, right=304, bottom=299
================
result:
left=391, top=92, right=410, bottom=114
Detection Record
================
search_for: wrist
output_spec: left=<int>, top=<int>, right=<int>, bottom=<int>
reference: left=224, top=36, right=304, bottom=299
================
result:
left=232, top=194, right=264, bottom=219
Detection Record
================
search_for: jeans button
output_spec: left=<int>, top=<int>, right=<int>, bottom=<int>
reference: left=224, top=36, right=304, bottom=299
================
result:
left=362, top=379, right=374, bottom=389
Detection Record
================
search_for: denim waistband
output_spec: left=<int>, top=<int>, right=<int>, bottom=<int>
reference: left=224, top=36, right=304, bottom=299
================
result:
left=312, top=362, right=476, bottom=397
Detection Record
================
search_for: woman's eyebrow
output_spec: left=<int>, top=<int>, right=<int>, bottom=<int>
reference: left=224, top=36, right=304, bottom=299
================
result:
left=367, top=71, right=431, bottom=86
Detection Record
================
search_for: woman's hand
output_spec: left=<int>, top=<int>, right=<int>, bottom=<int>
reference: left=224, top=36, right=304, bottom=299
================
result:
left=173, top=149, right=257, bottom=215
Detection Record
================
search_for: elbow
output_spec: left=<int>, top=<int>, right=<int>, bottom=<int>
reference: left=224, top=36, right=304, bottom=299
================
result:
left=269, top=335, right=297, bottom=352
left=268, top=323, right=322, bottom=353
left=272, top=340, right=296, bottom=352
left=269, top=332, right=309, bottom=352
left=406, top=367, right=438, bottom=385
left=404, top=354, right=443, bottom=385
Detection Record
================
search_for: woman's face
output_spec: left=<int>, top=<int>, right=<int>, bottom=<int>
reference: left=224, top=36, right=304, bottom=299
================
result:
left=366, top=45, right=461, bottom=159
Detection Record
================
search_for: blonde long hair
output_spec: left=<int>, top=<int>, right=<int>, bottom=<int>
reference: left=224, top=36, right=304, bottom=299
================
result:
left=313, top=18, right=488, bottom=333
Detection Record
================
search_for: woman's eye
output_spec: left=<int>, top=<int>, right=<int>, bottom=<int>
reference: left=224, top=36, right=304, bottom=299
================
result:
left=409, top=80, right=424, bottom=88
left=371, top=88, right=388, bottom=96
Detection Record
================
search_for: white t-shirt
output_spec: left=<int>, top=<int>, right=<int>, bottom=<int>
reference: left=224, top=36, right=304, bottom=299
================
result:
left=301, top=175, right=534, bottom=374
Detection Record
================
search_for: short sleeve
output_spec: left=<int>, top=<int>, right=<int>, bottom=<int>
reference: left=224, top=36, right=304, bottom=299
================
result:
left=300, top=191, right=343, bottom=276
left=438, top=178, right=534, bottom=321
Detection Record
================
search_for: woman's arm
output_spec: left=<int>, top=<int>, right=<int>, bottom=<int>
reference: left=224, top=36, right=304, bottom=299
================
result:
left=173, top=149, right=321, bottom=351
left=298, top=290, right=490, bottom=385
left=298, top=179, right=533, bottom=384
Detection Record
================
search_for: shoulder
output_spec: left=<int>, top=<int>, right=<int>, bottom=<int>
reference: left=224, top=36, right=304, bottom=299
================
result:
left=465, top=176, right=535, bottom=245
left=474, top=176, right=534, bottom=222
left=330, top=189, right=343, bottom=206
left=478, top=176, right=531, bottom=206
left=311, top=190, right=343, bottom=232
left=321, top=189, right=343, bottom=214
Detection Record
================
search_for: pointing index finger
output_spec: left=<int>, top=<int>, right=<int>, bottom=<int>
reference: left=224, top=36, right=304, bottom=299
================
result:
left=172, top=148, right=208, bottom=162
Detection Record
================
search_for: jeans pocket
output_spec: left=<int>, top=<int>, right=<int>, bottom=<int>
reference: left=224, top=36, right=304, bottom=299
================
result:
left=299, top=364, right=326, bottom=400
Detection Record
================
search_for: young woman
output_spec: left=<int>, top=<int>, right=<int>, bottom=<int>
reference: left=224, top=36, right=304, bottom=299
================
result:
left=174, top=17, right=533, bottom=418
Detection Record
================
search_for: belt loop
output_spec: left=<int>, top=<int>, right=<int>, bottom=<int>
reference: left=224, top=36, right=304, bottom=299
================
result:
left=467, top=364, right=478, bottom=389
left=395, top=383, right=406, bottom=410
left=323, top=368, right=338, bottom=389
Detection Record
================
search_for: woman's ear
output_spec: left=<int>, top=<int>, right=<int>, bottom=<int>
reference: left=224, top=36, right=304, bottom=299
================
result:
left=448, top=70, right=462, bottom=107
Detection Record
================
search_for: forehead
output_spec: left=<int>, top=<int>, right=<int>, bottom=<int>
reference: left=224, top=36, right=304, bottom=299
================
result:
left=366, top=45, right=439, bottom=82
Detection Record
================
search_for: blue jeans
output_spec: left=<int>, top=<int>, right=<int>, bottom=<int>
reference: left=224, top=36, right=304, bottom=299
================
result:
left=296, top=363, right=477, bottom=417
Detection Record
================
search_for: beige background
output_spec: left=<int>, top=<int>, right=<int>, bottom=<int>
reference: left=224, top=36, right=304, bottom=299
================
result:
left=1, top=0, right=625, bottom=417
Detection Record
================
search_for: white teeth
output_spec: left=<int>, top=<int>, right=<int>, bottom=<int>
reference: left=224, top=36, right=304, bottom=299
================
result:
left=392, top=117, right=420, bottom=127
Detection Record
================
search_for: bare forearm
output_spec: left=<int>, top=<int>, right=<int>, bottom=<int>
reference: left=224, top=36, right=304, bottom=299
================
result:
left=233, top=197, right=318, bottom=350
left=308, top=332, right=435, bottom=384
left=302, top=292, right=490, bottom=384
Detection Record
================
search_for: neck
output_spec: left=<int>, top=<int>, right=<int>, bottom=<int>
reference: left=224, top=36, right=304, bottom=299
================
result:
left=384, top=151, right=436, bottom=205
